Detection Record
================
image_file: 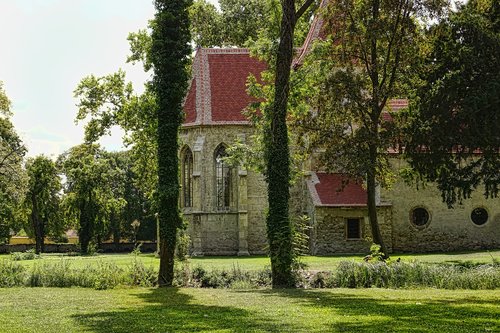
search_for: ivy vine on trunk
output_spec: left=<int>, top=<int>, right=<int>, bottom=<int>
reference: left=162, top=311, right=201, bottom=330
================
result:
left=266, top=0, right=315, bottom=289
left=150, top=0, right=192, bottom=287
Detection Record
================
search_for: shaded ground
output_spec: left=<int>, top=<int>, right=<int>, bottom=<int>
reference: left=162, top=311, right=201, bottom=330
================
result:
left=0, top=287, right=498, bottom=332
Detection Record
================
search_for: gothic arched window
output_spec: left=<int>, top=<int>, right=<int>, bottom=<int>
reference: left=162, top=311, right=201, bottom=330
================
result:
left=215, top=145, right=231, bottom=209
left=181, top=147, right=193, bottom=208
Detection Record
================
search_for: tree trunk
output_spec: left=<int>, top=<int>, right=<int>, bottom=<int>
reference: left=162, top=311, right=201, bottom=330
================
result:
left=152, top=0, right=191, bottom=287
left=367, top=142, right=388, bottom=256
left=79, top=195, right=93, bottom=254
left=157, top=120, right=182, bottom=286
left=266, top=0, right=297, bottom=289
left=112, top=211, right=120, bottom=251
left=365, top=0, right=388, bottom=257
left=31, top=193, right=42, bottom=254
left=40, top=221, right=45, bottom=253
left=158, top=227, right=176, bottom=286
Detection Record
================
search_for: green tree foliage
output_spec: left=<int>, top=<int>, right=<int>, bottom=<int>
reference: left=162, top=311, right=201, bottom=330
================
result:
left=189, top=0, right=316, bottom=48
left=404, top=0, right=500, bottom=207
left=24, top=155, right=63, bottom=253
left=0, top=82, right=27, bottom=243
left=293, top=0, right=448, bottom=255
left=74, top=71, right=158, bottom=203
left=189, top=0, right=224, bottom=47
left=150, top=0, right=192, bottom=287
left=189, top=0, right=268, bottom=47
left=58, top=144, right=125, bottom=253
left=106, top=151, right=153, bottom=246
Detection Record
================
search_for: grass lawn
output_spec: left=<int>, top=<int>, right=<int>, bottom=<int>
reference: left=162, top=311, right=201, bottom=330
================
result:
left=2, top=249, right=499, bottom=271
left=0, top=287, right=498, bottom=332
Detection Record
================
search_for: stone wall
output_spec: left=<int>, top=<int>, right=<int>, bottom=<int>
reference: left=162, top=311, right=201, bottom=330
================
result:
left=383, top=161, right=500, bottom=252
left=179, top=126, right=500, bottom=256
left=246, top=170, right=268, bottom=254
left=180, top=125, right=268, bottom=255
left=311, top=206, right=392, bottom=255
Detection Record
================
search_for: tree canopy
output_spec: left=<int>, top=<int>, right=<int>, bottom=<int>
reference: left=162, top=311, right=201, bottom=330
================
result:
left=404, top=0, right=500, bottom=207
left=293, top=0, right=448, bottom=255
left=24, top=155, right=63, bottom=253
left=0, top=82, right=27, bottom=243
left=58, top=144, right=126, bottom=253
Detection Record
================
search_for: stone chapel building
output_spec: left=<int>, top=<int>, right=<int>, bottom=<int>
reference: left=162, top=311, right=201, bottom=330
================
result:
left=178, top=2, right=500, bottom=256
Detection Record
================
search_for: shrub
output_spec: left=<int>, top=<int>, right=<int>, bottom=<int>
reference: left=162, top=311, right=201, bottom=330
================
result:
left=175, top=228, right=191, bottom=261
left=29, top=260, right=74, bottom=287
left=11, top=249, right=39, bottom=261
left=128, top=257, right=157, bottom=287
left=173, top=262, right=192, bottom=287
left=0, top=260, right=27, bottom=287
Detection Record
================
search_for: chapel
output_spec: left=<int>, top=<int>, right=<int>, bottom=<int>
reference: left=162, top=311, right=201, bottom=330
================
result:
left=178, top=0, right=500, bottom=255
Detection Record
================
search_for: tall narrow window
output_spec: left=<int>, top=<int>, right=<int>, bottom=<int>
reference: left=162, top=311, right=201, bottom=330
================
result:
left=181, top=147, right=193, bottom=208
left=215, top=145, right=231, bottom=209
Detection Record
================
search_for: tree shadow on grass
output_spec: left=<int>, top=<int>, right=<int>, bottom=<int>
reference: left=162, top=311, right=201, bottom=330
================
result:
left=235, top=289, right=500, bottom=333
left=72, top=287, right=292, bottom=333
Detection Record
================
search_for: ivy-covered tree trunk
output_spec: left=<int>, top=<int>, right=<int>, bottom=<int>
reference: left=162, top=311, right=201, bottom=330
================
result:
left=151, top=0, right=191, bottom=287
left=266, top=0, right=314, bottom=289
left=266, top=0, right=296, bottom=289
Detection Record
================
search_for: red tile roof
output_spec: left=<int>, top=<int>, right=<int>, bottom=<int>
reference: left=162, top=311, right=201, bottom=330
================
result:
left=314, top=173, right=367, bottom=206
left=209, top=53, right=267, bottom=122
left=382, top=99, right=408, bottom=122
left=183, top=49, right=266, bottom=126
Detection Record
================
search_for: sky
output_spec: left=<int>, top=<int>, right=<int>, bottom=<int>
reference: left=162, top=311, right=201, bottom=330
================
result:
left=0, top=0, right=218, bottom=158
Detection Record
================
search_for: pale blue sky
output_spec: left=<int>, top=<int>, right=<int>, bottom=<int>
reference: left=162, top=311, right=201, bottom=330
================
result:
left=0, top=0, right=218, bottom=158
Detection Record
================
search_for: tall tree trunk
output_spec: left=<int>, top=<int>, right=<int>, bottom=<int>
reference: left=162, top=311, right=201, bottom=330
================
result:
left=266, top=0, right=296, bottom=289
left=79, top=194, right=93, bottom=254
left=112, top=210, right=120, bottom=251
left=151, top=0, right=191, bottom=287
left=366, top=0, right=388, bottom=256
left=366, top=142, right=388, bottom=256
left=40, top=220, right=45, bottom=253
left=157, top=122, right=182, bottom=286
left=31, top=193, right=42, bottom=254
left=266, top=0, right=314, bottom=288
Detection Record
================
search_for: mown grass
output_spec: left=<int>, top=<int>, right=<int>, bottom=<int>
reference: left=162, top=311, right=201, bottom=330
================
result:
left=0, top=287, right=497, bottom=332
left=1, top=249, right=499, bottom=271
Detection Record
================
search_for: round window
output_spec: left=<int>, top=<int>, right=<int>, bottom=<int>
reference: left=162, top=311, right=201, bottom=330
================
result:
left=471, top=207, right=488, bottom=226
left=411, top=207, right=430, bottom=228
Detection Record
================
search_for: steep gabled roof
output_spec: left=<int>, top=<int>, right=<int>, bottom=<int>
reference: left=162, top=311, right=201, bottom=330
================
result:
left=383, top=99, right=409, bottom=122
left=183, top=48, right=267, bottom=126
left=307, top=172, right=368, bottom=206
left=294, top=0, right=330, bottom=68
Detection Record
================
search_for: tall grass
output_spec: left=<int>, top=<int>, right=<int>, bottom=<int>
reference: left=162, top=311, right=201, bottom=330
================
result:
left=310, top=261, right=500, bottom=289
left=0, top=259, right=158, bottom=290
left=0, top=258, right=498, bottom=290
